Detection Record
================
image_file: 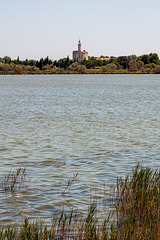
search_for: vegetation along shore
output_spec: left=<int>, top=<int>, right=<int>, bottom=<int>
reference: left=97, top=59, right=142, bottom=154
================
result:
left=1, top=53, right=160, bottom=74
left=0, top=164, right=160, bottom=239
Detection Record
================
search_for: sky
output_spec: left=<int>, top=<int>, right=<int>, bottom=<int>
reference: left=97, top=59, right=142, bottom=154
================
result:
left=0, top=0, right=160, bottom=61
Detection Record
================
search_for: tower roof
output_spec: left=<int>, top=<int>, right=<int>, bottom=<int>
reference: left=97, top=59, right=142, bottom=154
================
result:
left=78, top=39, right=81, bottom=45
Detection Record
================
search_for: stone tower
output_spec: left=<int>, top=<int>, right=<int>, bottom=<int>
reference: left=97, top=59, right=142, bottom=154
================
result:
left=73, top=40, right=88, bottom=62
left=78, top=40, right=81, bottom=52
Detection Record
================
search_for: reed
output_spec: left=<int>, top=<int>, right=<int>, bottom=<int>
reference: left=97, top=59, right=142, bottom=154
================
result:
left=0, top=164, right=159, bottom=239
left=62, top=173, right=78, bottom=195
left=2, top=168, right=26, bottom=192
left=111, top=163, right=160, bottom=239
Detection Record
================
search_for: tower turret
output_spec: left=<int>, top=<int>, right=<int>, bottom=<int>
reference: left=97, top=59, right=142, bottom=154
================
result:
left=78, top=40, right=81, bottom=52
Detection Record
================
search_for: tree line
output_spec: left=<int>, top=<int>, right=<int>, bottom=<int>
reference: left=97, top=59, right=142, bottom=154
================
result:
left=0, top=53, right=160, bottom=74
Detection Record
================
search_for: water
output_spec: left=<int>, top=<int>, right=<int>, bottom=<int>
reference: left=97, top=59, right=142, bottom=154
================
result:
left=0, top=74, right=160, bottom=225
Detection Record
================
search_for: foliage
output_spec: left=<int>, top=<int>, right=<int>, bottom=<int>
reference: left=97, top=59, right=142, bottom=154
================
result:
left=140, top=67, right=152, bottom=74
left=100, top=55, right=109, bottom=58
left=103, top=63, right=117, bottom=72
left=129, top=60, right=144, bottom=72
left=138, top=53, right=159, bottom=65
left=68, top=62, right=79, bottom=71
left=53, top=57, right=74, bottom=69
left=0, top=52, right=160, bottom=74
left=111, top=61, right=120, bottom=69
left=153, top=65, right=160, bottom=74
left=117, top=56, right=130, bottom=69
left=82, top=59, right=106, bottom=69
left=77, top=64, right=86, bottom=73
left=3, top=56, right=11, bottom=64
left=127, top=55, right=138, bottom=61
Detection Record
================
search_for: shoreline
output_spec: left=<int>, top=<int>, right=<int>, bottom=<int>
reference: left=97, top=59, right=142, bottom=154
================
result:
left=0, top=72, right=157, bottom=75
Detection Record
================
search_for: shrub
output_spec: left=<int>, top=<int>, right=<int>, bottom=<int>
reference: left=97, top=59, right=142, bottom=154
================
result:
left=153, top=65, right=160, bottom=74
left=103, top=63, right=117, bottom=72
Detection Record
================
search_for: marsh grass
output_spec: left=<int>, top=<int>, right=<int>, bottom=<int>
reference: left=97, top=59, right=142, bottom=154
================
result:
left=2, top=168, right=26, bottom=192
left=111, top=163, right=160, bottom=239
left=0, top=203, right=112, bottom=240
left=0, top=164, right=160, bottom=239
left=62, top=173, right=78, bottom=196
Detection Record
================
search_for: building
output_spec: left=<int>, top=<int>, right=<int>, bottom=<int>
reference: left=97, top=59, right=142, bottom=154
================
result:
left=96, top=57, right=111, bottom=61
left=73, top=40, right=88, bottom=62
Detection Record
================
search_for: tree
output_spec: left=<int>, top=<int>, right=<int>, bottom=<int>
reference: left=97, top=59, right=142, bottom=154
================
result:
left=28, top=60, right=36, bottom=66
left=23, top=59, right=29, bottom=65
left=153, top=65, right=160, bottom=74
left=149, top=53, right=159, bottom=64
left=127, top=55, right=137, bottom=61
left=68, top=62, right=79, bottom=71
left=129, top=60, right=144, bottom=72
left=109, top=57, right=117, bottom=63
left=64, top=56, right=70, bottom=69
left=0, top=58, right=5, bottom=63
left=43, top=56, right=49, bottom=66
left=3, top=56, right=11, bottom=64
left=136, top=60, right=144, bottom=69
left=145, top=63, right=156, bottom=69
left=138, top=53, right=159, bottom=65
left=140, top=55, right=147, bottom=64
left=112, top=61, right=120, bottom=69
left=138, top=54, right=150, bottom=64
left=117, top=56, right=129, bottom=69
left=141, top=67, right=152, bottom=73
left=88, top=56, right=97, bottom=61
left=99, top=55, right=109, bottom=58
left=39, top=58, right=43, bottom=70
left=129, top=60, right=138, bottom=72
left=14, top=65, right=23, bottom=74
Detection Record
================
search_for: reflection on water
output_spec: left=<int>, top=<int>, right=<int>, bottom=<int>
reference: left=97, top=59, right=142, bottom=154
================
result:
left=0, top=74, right=160, bottom=225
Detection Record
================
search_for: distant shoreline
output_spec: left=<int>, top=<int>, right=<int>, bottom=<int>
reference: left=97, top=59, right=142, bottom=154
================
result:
left=1, top=53, right=160, bottom=74
left=0, top=72, right=157, bottom=75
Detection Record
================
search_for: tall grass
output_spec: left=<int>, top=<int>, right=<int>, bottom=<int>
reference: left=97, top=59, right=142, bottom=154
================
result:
left=111, top=164, right=160, bottom=239
left=0, top=164, right=160, bottom=239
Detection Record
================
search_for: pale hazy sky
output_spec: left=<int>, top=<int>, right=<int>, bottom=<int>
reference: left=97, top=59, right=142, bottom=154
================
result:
left=1, top=0, right=160, bottom=60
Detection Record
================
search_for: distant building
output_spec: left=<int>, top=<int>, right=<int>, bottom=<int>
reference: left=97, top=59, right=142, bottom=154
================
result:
left=96, top=57, right=111, bottom=61
left=73, top=40, right=88, bottom=62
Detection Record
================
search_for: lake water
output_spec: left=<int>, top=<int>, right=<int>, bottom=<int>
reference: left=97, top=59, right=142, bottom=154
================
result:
left=0, top=74, right=160, bottom=225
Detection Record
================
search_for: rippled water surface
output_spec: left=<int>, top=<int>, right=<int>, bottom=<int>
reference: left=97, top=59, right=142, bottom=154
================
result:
left=0, top=74, right=160, bottom=224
